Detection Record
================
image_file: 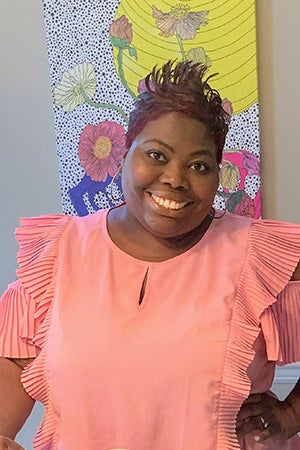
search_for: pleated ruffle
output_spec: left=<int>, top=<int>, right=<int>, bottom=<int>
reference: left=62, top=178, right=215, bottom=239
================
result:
left=0, top=281, right=38, bottom=358
left=261, top=280, right=300, bottom=365
left=14, top=214, right=71, bottom=450
left=15, top=215, right=70, bottom=348
left=217, top=220, right=300, bottom=449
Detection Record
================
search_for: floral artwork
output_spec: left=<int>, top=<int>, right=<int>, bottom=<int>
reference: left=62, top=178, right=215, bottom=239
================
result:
left=109, top=15, right=137, bottom=98
left=216, top=150, right=261, bottom=219
left=43, top=0, right=260, bottom=218
left=78, top=121, right=125, bottom=182
left=54, top=62, right=97, bottom=112
left=68, top=121, right=125, bottom=216
left=54, top=63, right=128, bottom=123
left=152, top=5, right=209, bottom=62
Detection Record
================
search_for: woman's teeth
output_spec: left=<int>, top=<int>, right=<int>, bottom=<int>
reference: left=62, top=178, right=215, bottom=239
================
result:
left=151, top=194, right=188, bottom=210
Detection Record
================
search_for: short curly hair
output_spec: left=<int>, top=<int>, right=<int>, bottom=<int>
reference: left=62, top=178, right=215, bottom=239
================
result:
left=126, top=60, right=230, bottom=164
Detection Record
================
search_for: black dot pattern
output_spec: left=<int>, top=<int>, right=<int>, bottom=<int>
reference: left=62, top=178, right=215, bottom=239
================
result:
left=225, top=103, right=260, bottom=158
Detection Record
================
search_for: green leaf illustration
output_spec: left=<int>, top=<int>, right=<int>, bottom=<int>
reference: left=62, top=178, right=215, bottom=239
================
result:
left=109, top=36, right=128, bottom=49
left=128, top=46, right=138, bottom=59
left=226, top=190, right=245, bottom=212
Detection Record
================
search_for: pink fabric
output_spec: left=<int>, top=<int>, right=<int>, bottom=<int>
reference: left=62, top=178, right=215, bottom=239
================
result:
left=0, top=281, right=38, bottom=358
left=1, top=210, right=300, bottom=450
left=262, top=283, right=300, bottom=364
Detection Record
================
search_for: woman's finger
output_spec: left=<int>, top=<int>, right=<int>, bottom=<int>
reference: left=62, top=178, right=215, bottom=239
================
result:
left=237, top=402, right=265, bottom=422
left=241, top=394, right=263, bottom=405
left=236, top=414, right=271, bottom=437
left=253, top=422, right=279, bottom=443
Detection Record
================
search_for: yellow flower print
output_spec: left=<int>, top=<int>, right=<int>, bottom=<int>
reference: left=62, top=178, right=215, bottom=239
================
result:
left=219, top=161, right=240, bottom=191
left=185, top=47, right=211, bottom=68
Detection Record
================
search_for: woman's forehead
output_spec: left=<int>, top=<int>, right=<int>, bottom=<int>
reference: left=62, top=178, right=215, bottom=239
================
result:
left=135, top=112, right=214, bottom=143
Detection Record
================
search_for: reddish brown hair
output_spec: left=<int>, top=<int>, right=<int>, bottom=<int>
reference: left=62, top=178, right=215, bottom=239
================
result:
left=126, top=60, right=230, bottom=164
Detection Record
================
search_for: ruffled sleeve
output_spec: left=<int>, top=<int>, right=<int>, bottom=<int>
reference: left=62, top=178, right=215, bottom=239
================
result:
left=218, top=217, right=300, bottom=449
left=0, top=214, right=72, bottom=358
left=261, top=280, right=300, bottom=365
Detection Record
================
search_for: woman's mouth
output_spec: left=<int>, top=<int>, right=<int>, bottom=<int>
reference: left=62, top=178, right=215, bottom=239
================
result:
left=150, top=193, right=189, bottom=210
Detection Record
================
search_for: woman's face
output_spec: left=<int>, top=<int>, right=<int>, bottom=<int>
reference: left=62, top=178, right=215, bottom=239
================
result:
left=121, top=112, right=219, bottom=239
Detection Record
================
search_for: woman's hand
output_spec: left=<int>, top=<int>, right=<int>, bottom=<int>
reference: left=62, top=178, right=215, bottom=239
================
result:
left=236, top=392, right=300, bottom=442
left=0, top=436, right=25, bottom=449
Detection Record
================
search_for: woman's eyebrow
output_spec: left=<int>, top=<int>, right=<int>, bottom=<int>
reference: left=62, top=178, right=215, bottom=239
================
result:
left=142, top=139, right=215, bottom=158
left=143, top=138, right=175, bottom=152
left=190, top=149, right=215, bottom=158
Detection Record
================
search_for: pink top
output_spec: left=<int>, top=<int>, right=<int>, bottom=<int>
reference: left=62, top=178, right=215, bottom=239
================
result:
left=1, top=210, right=300, bottom=450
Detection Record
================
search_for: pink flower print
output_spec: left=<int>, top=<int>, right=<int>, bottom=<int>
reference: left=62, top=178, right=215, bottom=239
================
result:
left=78, top=121, right=125, bottom=182
left=221, top=98, right=233, bottom=118
left=137, top=78, right=155, bottom=94
left=109, top=15, right=133, bottom=46
left=220, top=149, right=261, bottom=219
left=242, top=151, right=260, bottom=176
left=137, top=78, right=147, bottom=94
left=233, top=193, right=255, bottom=218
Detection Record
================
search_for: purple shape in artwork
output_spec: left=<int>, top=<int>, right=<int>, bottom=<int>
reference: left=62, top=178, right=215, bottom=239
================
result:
left=69, top=174, right=123, bottom=216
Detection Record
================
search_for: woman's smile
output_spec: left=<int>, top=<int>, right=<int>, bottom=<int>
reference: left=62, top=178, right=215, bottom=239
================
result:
left=149, top=192, right=191, bottom=211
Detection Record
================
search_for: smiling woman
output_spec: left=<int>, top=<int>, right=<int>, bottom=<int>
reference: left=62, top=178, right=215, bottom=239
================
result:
left=113, top=113, right=219, bottom=253
left=0, top=60, right=300, bottom=450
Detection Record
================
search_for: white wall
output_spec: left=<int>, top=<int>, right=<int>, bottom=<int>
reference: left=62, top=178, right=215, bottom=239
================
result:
left=0, top=1, right=61, bottom=448
left=256, top=0, right=300, bottom=223
left=0, top=0, right=62, bottom=295
left=0, top=1, right=300, bottom=448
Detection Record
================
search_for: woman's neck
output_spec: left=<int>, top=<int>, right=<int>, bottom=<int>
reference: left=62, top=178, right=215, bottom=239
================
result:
left=107, top=206, right=213, bottom=262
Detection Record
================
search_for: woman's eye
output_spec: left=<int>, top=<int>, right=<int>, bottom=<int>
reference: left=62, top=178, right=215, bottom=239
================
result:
left=191, top=162, right=209, bottom=172
left=147, top=151, right=166, bottom=162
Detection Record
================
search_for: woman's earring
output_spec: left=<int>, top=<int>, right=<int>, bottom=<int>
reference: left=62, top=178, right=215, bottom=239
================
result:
left=108, top=167, right=124, bottom=202
left=208, top=207, right=226, bottom=219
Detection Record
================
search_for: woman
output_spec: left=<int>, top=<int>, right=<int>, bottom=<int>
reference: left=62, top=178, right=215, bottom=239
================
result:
left=0, top=60, right=300, bottom=450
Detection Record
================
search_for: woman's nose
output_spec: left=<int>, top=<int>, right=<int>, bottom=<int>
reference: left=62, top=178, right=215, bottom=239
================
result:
left=159, top=163, right=189, bottom=190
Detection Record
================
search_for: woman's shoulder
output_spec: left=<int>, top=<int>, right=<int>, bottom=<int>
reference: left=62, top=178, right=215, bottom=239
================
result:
left=14, top=209, right=109, bottom=294
left=224, top=211, right=300, bottom=300
left=218, top=211, right=300, bottom=237
left=16, top=208, right=108, bottom=237
left=213, top=212, right=300, bottom=280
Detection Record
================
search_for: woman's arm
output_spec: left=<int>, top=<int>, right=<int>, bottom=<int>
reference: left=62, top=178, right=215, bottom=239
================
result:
left=0, top=357, right=35, bottom=439
left=291, top=260, right=300, bottom=280
left=237, top=260, right=300, bottom=441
